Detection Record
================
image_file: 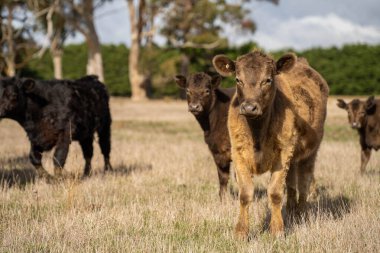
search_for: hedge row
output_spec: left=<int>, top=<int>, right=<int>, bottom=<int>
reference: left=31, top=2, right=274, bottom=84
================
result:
left=21, top=43, right=380, bottom=97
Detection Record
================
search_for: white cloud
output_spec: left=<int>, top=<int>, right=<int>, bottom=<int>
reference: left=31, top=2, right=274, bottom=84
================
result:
left=64, top=0, right=380, bottom=51
left=244, top=13, right=380, bottom=50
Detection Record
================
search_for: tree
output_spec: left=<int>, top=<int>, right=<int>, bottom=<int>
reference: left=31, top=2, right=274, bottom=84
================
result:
left=29, top=0, right=69, bottom=79
left=159, top=0, right=278, bottom=76
left=61, top=0, right=109, bottom=82
left=126, top=0, right=147, bottom=101
left=0, top=1, right=36, bottom=77
left=126, top=0, right=174, bottom=101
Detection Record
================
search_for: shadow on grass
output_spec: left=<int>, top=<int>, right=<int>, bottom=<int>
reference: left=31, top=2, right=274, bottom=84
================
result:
left=229, top=186, right=267, bottom=200
left=307, top=193, right=351, bottom=220
left=254, top=185, right=352, bottom=238
left=107, top=162, right=153, bottom=177
left=363, top=169, right=380, bottom=176
left=0, top=156, right=153, bottom=188
left=0, top=155, right=36, bottom=189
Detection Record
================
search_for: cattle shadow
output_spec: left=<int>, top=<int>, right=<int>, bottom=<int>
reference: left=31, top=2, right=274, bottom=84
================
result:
left=106, top=162, right=153, bottom=177
left=0, top=155, right=36, bottom=189
left=363, top=169, right=380, bottom=176
left=252, top=185, right=352, bottom=238
left=229, top=186, right=267, bottom=200
left=254, top=187, right=267, bottom=200
left=0, top=156, right=154, bottom=188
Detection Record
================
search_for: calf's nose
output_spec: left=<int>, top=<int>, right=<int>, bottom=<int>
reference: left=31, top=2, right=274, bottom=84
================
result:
left=189, top=103, right=201, bottom=112
left=241, top=102, right=259, bottom=114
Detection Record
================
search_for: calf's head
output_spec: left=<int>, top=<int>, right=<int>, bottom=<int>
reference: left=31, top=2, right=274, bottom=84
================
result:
left=0, top=78, right=35, bottom=118
left=212, top=51, right=296, bottom=118
left=337, top=96, right=376, bottom=129
left=174, top=73, right=221, bottom=116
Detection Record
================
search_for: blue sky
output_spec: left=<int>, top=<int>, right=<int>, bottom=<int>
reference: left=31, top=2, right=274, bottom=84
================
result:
left=68, top=0, right=380, bottom=51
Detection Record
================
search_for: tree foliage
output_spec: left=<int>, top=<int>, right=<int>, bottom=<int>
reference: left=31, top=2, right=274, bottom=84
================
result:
left=21, top=43, right=380, bottom=97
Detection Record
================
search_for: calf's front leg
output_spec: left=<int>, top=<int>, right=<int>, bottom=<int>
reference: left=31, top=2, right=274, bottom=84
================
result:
left=268, top=166, right=287, bottom=236
left=234, top=159, right=254, bottom=239
left=53, top=132, right=71, bottom=177
left=30, top=145, right=54, bottom=182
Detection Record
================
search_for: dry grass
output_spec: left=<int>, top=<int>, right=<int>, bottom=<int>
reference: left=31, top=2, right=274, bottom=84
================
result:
left=0, top=97, right=379, bottom=252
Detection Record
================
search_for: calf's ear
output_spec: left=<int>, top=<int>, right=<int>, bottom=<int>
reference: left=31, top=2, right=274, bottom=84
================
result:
left=276, top=53, right=297, bottom=74
left=212, top=55, right=235, bottom=77
left=21, top=78, right=35, bottom=92
left=211, top=75, right=222, bottom=89
left=337, top=99, right=348, bottom=110
left=366, top=96, right=376, bottom=114
left=174, top=75, right=187, bottom=89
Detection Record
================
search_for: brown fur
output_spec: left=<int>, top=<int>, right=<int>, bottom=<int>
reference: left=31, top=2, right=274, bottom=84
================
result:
left=174, top=72, right=235, bottom=200
left=337, top=96, right=380, bottom=173
left=213, top=51, right=329, bottom=239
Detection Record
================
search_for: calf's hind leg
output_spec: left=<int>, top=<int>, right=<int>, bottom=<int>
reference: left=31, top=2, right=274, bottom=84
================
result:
left=297, top=154, right=317, bottom=213
left=79, top=137, right=94, bottom=177
left=286, top=162, right=298, bottom=217
left=216, top=162, right=230, bottom=201
left=360, top=148, right=371, bottom=174
left=97, top=118, right=113, bottom=172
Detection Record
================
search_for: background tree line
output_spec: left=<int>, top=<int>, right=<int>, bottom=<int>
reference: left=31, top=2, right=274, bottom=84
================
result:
left=21, top=43, right=380, bottom=96
left=1, top=0, right=277, bottom=100
left=1, top=0, right=379, bottom=98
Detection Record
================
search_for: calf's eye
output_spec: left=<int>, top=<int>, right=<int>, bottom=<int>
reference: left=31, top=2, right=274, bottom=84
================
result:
left=236, top=78, right=243, bottom=87
left=266, top=78, right=272, bottom=84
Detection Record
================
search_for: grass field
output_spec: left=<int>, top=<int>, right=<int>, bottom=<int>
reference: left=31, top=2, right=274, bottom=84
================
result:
left=0, top=97, right=379, bottom=252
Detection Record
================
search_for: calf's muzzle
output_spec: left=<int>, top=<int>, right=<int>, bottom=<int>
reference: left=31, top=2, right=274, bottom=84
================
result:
left=188, top=103, right=203, bottom=115
left=240, top=101, right=262, bottom=117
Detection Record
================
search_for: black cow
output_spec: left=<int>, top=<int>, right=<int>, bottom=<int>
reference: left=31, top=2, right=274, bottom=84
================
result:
left=0, top=75, right=112, bottom=180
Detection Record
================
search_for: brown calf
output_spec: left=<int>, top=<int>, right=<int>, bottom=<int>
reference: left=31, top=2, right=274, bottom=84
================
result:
left=337, top=96, right=380, bottom=173
left=213, top=51, right=329, bottom=238
left=175, top=72, right=235, bottom=200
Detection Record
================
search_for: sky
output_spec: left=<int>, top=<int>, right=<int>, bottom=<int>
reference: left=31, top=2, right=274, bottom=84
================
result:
left=68, top=0, right=380, bottom=51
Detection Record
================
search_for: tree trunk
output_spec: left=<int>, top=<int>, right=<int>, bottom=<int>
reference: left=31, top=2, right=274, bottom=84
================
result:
left=85, top=22, right=104, bottom=82
left=86, top=35, right=104, bottom=82
left=4, top=4, right=16, bottom=77
left=83, top=0, right=105, bottom=82
left=4, top=61, right=15, bottom=77
left=52, top=52, right=62, bottom=79
left=127, top=0, right=148, bottom=101
left=179, top=53, right=190, bottom=99
left=51, top=36, right=63, bottom=79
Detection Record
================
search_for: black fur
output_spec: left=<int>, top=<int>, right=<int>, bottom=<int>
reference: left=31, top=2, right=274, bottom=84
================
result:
left=0, top=75, right=112, bottom=178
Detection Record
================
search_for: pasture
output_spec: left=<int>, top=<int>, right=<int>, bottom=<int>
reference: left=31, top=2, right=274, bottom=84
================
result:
left=0, top=97, right=379, bottom=252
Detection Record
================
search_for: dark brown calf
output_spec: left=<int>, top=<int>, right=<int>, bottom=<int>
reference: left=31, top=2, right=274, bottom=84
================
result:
left=337, top=96, right=380, bottom=173
left=174, top=72, right=235, bottom=200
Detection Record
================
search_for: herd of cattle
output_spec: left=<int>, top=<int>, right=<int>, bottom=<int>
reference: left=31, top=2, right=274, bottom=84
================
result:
left=0, top=50, right=378, bottom=239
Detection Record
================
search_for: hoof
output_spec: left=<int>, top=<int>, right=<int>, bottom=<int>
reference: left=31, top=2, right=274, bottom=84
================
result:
left=81, top=173, right=91, bottom=180
left=36, top=169, right=56, bottom=184
left=54, top=169, right=72, bottom=180
left=104, top=163, right=113, bottom=172
left=269, top=225, right=284, bottom=237
left=235, top=223, right=249, bottom=240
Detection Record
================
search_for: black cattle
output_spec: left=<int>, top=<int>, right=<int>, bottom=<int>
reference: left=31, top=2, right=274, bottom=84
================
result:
left=0, top=75, right=112, bottom=180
